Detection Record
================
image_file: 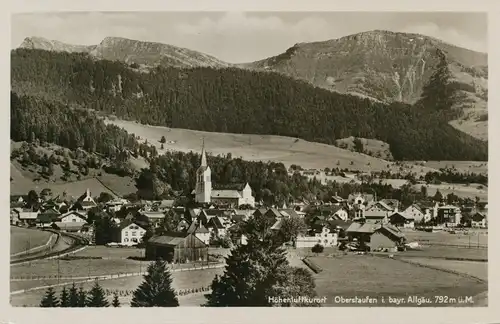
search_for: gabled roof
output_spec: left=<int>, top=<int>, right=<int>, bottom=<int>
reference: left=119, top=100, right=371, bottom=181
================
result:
left=405, top=203, right=424, bottom=214
left=119, top=220, right=147, bottom=231
left=379, top=199, right=399, bottom=209
left=148, top=233, right=187, bottom=247
left=265, top=208, right=282, bottom=219
left=390, top=212, right=413, bottom=221
left=364, top=210, right=387, bottom=219
left=140, top=211, right=165, bottom=219
left=187, top=221, right=209, bottom=234
left=471, top=212, right=486, bottom=222
left=213, top=183, right=247, bottom=191
left=211, top=190, right=242, bottom=199
left=207, top=216, right=225, bottom=229
left=52, top=222, right=86, bottom=231
left=346, top=222, right=380, bottom=234
left=57, top=211, right=87, bottom=221
left=279, top=209, right=300, bottom=219
left=439, top=204, right=460, bottom=210
left=327, top=219, right=353, bottom=231
left=270, top=218, right=283, bottom=231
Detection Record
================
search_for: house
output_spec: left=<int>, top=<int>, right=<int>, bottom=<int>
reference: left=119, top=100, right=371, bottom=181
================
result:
left=10, top=208, right=20, bottom=225
left=296, top=226, right=338, bottom=248
left=17, top=208, right=40, bottom=226
left=379, top=199, right=400, bottom=211
left=471, top=212, right=487, bottom=228
left=154, top=200, right=175, bottom=212
left=365, top=201, right=394, bottom=214
left=436, top=205, right=462, bottom=227
left=364, top=210, right=388, bottom=223
left=139, top=210, right=165, bottom=226
left=313, top=205, right=349, bottom=221
left=230, top=209, right=254, bottom=222
left=346, top=221, right=405, bottom=251
left=186, top=220, right=211, bottom=245
left=403, top=204, right=425, bottom=223
left=106, top=198, right=129, bottom=213
left=193, top=144, right=255, bottom=207
left=206, top=215, right=233, bottom=238
left=389, top=212, right=415, bottom=229
left=330, top=194, right=344, bottom=205
left=76, top=189, right=97, bottom=210
left=36, top=208, right=61, bottom=228
left=118, top=221, right=147, bottom=245
left=57, top=211, right=87, bottom=223
left=146, top=232, right=209, bottom=263
left=347, top=193, right=375, bottom=206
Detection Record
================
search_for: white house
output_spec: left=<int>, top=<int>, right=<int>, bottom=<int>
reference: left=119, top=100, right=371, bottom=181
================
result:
left=296, top=226, right=338, bottom=248
left=471, top=212, right=487, bottom=228
left=57, top=211, right=87, bottom=223
left=106, top=198, right=129, bottom=212
left=119, top=222, right=147, bottom=245
left=403, top=204, right=425, bottom=223
left=187, top=220, right=210, bottom=245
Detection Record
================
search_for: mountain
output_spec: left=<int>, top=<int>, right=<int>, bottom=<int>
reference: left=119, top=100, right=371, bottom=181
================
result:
left=11, top=48, right=488, bottom=161
left=19, top=36, right=231, bottom=69
left=242, top=30, right=488, bottom=140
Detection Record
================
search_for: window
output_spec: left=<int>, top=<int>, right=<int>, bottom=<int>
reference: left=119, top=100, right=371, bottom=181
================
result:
left=125, top=231, right=128, bottom=236
left=124, top=238, right=129, bottom=242
left=132, top=231, right=137, bottom=236
left=72, top=219, right=76, bottom=222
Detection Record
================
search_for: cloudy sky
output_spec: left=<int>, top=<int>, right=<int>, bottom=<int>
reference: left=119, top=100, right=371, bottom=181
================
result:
left=11, top=11, right=487, bottom=63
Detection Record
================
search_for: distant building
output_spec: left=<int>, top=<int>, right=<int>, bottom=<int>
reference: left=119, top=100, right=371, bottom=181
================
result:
left=346, top=222, right=405, bottom=251
left=471, top=212, right=487, bottom=228
left=146, top=233, right=209, bottom=263
left=296, top=226, right=338, bottom=248
left=76, top=189, right=97, bottom=210
left=193, top=144, right=255, bottom=207
left=118, top=221, right=147, bottom=245
left=389, top=212, right=415, bottom=229
left=436, top=205, right=462, bottom=227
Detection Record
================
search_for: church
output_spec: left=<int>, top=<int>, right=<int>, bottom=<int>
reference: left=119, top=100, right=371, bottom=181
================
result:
left=193, top=145, right=255, bottom=208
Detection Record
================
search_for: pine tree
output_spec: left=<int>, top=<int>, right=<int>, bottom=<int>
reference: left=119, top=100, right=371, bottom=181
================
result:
left=130, top=259, right=179, bottom=307
left=69, top=283, right=79, bottom=307
left=112, top=293, right=120, bottom=307
left=40, top=287, right=60, bottom=307
left=77, top=286, right=87, bottom=307
left=59, top=286, right=70, bottom=307
left=86, top=280, right=109, bottom=307
left=204, top=213, right=295, bottom=306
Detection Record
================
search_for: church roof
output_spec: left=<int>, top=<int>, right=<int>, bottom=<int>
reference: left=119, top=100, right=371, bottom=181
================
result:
left=213, top=183, right=247, bottom=191
left=211, top=190, right=242, bottom=199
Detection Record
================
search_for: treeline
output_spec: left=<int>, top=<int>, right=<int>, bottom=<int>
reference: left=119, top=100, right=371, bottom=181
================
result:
left=424, top=170, right=488, bottom=186
left=11, top=49, right=487, bottom=161
left=11, top=92, right=158, bottom=162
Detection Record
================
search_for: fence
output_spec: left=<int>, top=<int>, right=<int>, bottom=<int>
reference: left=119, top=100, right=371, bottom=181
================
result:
left=11, top=233, right=58, bottom=259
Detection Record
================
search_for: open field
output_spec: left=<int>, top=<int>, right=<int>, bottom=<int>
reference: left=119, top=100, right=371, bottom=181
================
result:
left=405, top=230, right=488, bottom=248
left=10, top=258, right=149, bottom=278
left=308, top=254, right=487, bottom=306
left=416, top=183, right=487, bottom=200
left=71, top=246, right=145, bottom=259
left=106, top=119, right=441, bottom=173
left=418, top=160, right=488, bottom=175
left=398, top=257, right=487, bottom=281
left=10, top=227, right=53, bottom=255
left=10, top=267, right=224, bottom=307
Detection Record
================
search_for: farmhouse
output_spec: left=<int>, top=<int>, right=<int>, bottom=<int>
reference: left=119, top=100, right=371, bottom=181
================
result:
left=139, top=210, right=165, bottom=227
left=402, top=204, right=425, bottom=223
left=145, top=233, right=209, bottom=263
left=296, top=226, right=338, bottom=248
left=471, top=212, right=487, bottom=228
left=389, top=212, right=415, bottom=229
left=364, top=210, right=388, bottom=223
left=346, top=222, right=405, bottom=251
left=193, top=145, right=255, bottom=207
left=51, top=211, right=88, bottom=232
left=436, top=205, right=462, bottom=227
left=36, top=208, right=61, bottom=228
left=118, top=221, right=147, bottom=245
left=186, top=220, right=211, bottom=245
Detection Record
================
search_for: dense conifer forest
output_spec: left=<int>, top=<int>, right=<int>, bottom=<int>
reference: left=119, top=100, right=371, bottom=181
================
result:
left=11, top=49, right=487, bottom=161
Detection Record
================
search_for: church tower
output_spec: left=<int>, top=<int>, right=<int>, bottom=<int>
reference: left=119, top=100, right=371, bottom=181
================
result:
left=195, top=140, right=212, bottom=204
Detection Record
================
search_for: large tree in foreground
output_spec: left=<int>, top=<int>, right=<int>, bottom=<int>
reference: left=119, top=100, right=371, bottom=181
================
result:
left=204, top=213, right=318, bottom=306
left=86, top=281, right=109, bottom=307
left=130, top=259, right=179, bottom=307
left=40, top=287, right=60, bottom=307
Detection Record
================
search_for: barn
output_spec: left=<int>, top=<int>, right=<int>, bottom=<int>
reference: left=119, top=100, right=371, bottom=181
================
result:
left=145, top=232, right=209, bottom=264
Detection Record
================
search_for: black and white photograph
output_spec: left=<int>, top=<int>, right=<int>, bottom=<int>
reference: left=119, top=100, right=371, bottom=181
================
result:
left=8, top=10, right=489, bottom=309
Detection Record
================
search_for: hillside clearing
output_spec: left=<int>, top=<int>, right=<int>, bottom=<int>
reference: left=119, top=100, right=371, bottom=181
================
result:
left=105, top=119, right=440, bottom=173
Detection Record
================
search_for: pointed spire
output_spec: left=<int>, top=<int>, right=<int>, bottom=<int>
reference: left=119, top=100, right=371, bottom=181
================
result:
left=200, top=137, right=207, bottom=167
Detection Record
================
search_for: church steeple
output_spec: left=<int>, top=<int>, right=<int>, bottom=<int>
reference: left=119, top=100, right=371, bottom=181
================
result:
left=200, top=137, right=207, bottom=167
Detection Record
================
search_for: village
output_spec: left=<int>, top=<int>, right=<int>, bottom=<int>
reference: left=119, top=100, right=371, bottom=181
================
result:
left=10, top=146, right=488, bottom=258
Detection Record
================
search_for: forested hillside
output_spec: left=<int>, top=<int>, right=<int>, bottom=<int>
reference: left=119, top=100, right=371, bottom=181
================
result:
left=11, top=49, right=487, bottom=161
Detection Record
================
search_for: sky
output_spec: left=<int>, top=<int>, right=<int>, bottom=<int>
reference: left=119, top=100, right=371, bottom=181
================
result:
left=11, top=11, right=488, bottom=63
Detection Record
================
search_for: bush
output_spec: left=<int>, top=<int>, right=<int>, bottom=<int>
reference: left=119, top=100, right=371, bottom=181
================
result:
left=311, top=243, right=324, bottom=254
